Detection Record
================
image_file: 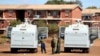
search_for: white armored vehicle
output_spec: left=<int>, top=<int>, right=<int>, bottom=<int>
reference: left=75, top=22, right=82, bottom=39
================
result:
left=10, top=20, right=38, bottom=52
left=64, top=19, right=90, bottom=53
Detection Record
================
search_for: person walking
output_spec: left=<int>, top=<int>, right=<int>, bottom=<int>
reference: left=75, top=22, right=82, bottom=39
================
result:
left=41, top=41, right=47, bottom=53
left=51, top=37, right=56, bottom=54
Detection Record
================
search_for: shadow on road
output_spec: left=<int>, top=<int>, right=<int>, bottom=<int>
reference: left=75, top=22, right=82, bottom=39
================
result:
left=0, top=51, right=37, bottom=54
left=60, top=50, right=88, bottom=54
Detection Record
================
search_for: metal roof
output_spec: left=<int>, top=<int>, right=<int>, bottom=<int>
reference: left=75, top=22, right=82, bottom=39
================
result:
left=0, top=4, right=81, bottom=10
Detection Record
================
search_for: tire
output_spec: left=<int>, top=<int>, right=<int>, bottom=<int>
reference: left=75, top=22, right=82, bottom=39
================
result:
left=83, top=48, right=89, bottom=53
left=64, top=48, right=66, bottom=52
left=64, top=48, right=71, bottom=52
left=29, top=49, right=34, bottom=53
left=11, top=48, right=17, bottom=53
left=85, top=49, right=89, bottom=53
left=34, top=48, right=38, bottom=53
left=30, top=48, right=38, bottom=53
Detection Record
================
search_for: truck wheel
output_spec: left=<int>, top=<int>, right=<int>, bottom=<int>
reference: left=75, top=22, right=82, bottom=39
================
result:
left=66, top=48, right=71, bottom=52
left=30, top=49, right=37, bottom=53
left=83, top=48, right=89, bottom=53
left=64, top=48, right=66, bottom=52
left=11, top=48, right=17, bottom=53
left=34, top=48, right=38, bottom=53
left=30, top=49, right=34, bottom=53
left=85, top=49, right=89, bottom=53
left=64, top=48, right=71, bottom=52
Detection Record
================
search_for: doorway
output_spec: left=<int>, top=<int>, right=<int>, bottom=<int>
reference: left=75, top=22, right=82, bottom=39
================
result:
left=0, top=11, right=3, bottom=18
left=16, top=10, right=25, bottom=22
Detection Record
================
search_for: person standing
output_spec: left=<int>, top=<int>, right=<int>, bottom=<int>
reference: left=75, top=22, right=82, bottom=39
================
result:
left=51, top=37, right=56, bottom=54
left=41, top=41, right=46, bottom=53
left=55, top=38, right=61, bottom=53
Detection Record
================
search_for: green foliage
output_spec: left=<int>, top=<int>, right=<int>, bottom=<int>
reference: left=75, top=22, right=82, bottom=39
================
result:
left=10, top=20, right=22, bottom=27
left=36, top=20, right=59, bottom=34
left=65, top=0, right=82, bottom=7
left=0, top=35, right=7, bottom=44
left=36, top=20, right=47, bottom=27
left=66, top=2, right=75, bottom=4
left=86, top=6, right=97, bottom=9
left=45, top=0, right=66, bottom=4
left=75, top=0, right=83, bottom=7
left=45, top=0, right=82, bottom=7
left=47, top=23, right=59, bottom=34
left=0, top=35, right=7, bottom=39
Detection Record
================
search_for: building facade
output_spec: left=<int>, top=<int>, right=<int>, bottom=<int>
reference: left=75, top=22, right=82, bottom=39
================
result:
left=82, top=9, right=100, bottom=27
left=0, top=4, right=82, bottom=30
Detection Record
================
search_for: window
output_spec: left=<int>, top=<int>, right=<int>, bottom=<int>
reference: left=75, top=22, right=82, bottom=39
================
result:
left=47, top=10, right=60, bottom=18
left=95, top=13, right=100, bottom=16
left=82, top=16, right=85, bottom=20
left=48, top=11, right=52, bottom=16
left=1, top=21, right=4, bottom=24
left=82, top=16, right=91, bottom=20
left=27, top=10, right=32, bottom=16
left=53, top=11, right=57, bottom=16
left=8, top=10, right=13, bottom=16
left=34, top=11, right=42, bottom=18
left=65, top=10, right=70, bottom=16
left=0, top=20, right=4, bottom=24
left=0, top=11, right=3, bottom=18
left=40, top=11, right=46, bottom=18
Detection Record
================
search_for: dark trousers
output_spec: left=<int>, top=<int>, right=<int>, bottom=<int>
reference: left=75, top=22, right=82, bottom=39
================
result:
left=41, top=48, right=46, bottom=53
left=52, top=48, right=55, bottom=54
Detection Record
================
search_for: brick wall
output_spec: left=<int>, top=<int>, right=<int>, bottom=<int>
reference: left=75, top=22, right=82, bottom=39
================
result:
left=60, top=10, right=72, bottom=18
left=59, top=7, right=82, bottom=25
left=71, top=7, right=82, bottom=24
left=3, top=10, right=16, bottom=19
left=0, top=20, right=9, bottom=29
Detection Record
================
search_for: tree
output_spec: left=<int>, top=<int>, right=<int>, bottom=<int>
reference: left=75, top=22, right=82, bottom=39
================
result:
left=10, top=20, right=22, bottom=27
left=86, top=6, right=97, bottom=9
left=59, top=0, right=67, bottom=4
left=75, top=0, right=82, bottom=7
left=45, top=0, right=82, bottom=7
left=35, top=20, right=47, bottom=27
left=47, top=23, right=59, bottom=34
left=66, top=1, right=74, bottom=4
left=45, top=0, right=66, bottom=4
left=65, top=0, right=82, bottom=7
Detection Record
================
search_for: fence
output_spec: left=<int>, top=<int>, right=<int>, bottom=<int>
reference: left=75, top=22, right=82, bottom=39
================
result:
left=98, top=28, right=100, bottom=39
left=89, top=27, right=100, bottom=38
left=38, top=27, right=48, bottom=39
left=59, top=26, right=65, bottom=38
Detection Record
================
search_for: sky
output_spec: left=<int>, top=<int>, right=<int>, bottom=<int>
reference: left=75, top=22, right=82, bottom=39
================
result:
left=0, top=0, right=99, bottom=9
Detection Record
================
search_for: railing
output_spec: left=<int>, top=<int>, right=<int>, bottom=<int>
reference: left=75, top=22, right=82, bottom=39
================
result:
left=0, top=18, right=16, bottom=20
left=33, top=18, right=72, bottom=21
left=0, top=28, right=6, bottom=30
left=0, top=18, right=68, bottom=20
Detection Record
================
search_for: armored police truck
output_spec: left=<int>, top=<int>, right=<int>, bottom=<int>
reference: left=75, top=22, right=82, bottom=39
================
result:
left=64, top=19, right=90, bottom=53
left=10, top=20, right=38, bottom=53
